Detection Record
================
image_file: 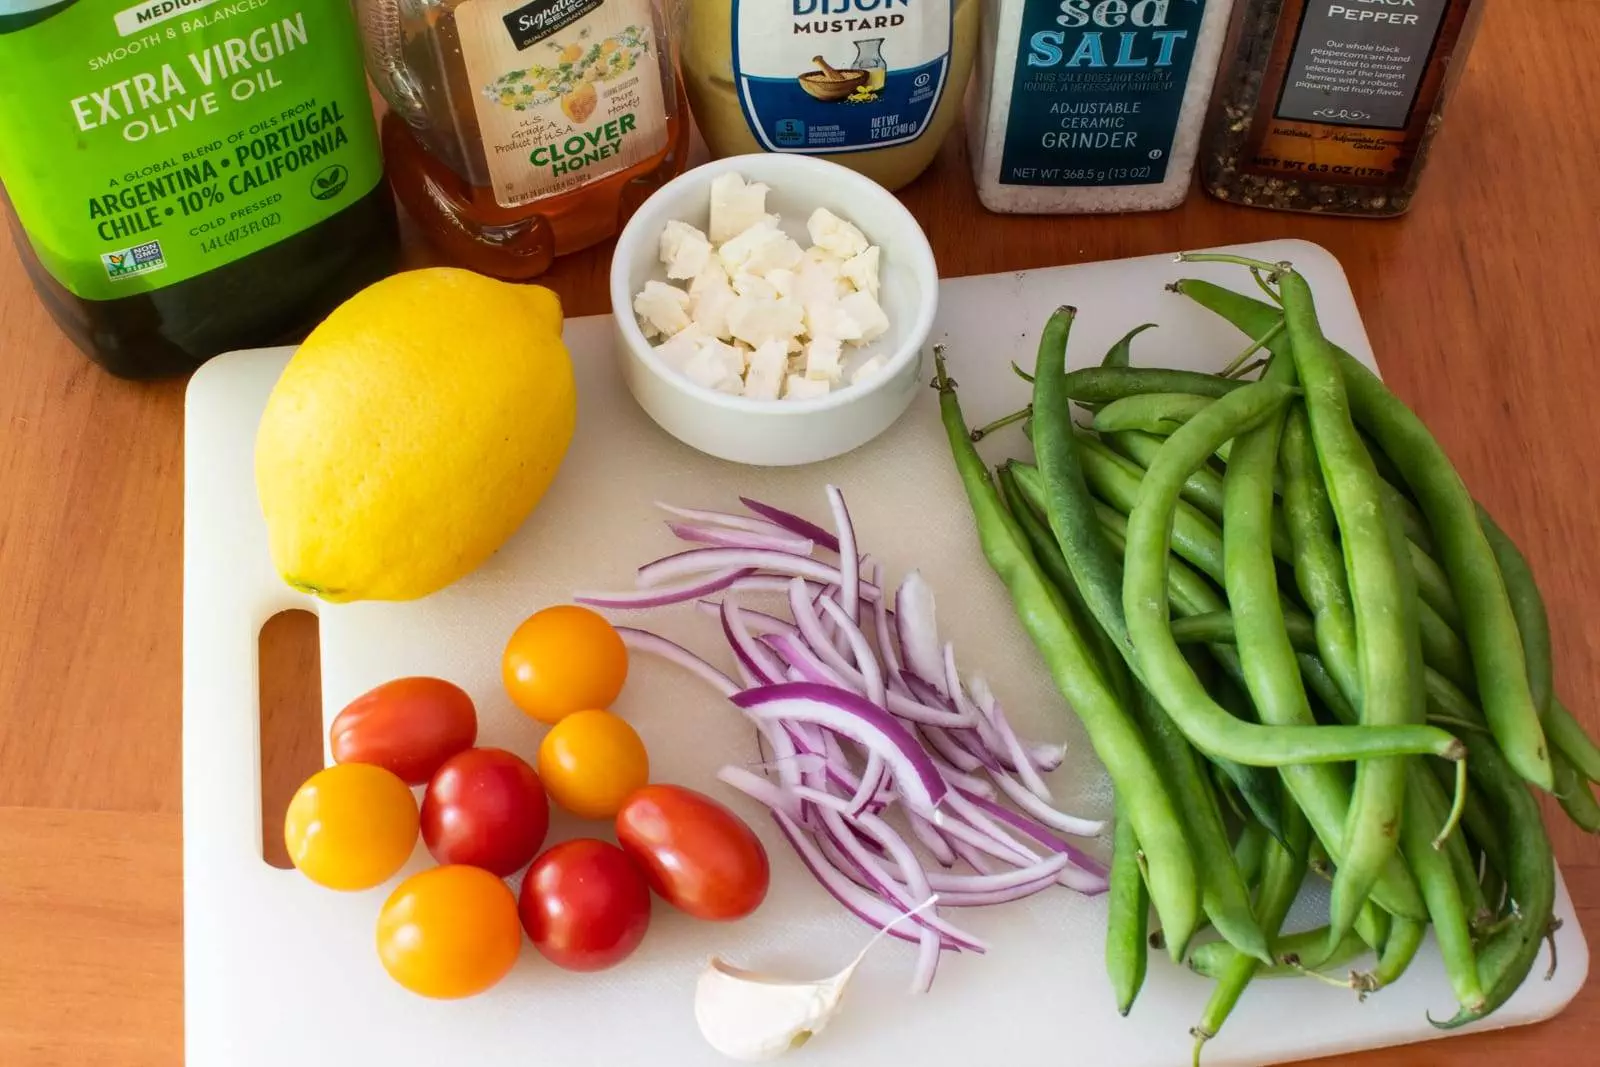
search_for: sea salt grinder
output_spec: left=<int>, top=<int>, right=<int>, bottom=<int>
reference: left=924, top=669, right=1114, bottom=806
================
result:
left=968, top=0, right=1239, bottom=214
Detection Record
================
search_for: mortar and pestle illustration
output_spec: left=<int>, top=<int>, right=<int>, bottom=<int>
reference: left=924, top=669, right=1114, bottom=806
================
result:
left=798, top=54, right=868, bottom=102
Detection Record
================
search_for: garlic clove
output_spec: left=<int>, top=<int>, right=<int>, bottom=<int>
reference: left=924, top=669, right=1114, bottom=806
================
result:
left=694, top=957, right=854, bottom=1062
left=693, top=897, right=937, bottom=1061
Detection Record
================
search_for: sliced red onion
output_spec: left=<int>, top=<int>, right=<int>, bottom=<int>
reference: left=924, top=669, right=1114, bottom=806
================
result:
left=614, top=628, right=738, bottom=698
left=771, top=811, right=956, bottom=951
left=895, top=571, right=945, bottom=693
left=957, top=789, right=1110, bottom=878
left=827, top=485, right=861, bottom=637
left=928, top=754, right=1000, bottom=798
left=871, top=562, right=905, bottom=686
left=938, top=646, right=1010, bottom=769
left=937, top=792, right=1042, bottom=865
left=722, top=598, right=786, bottom=686
left=820, top=596, right=884, bottom=706
left=946, top=835, right=997, bottom=876
left=733, top=683, right=948, bottom=813
left=906, top=810, right=958, bottom=868
left=881, top=850, right=1071, bottom=894
left=990, top=765, right=1107, bottom=839
left=740, top=497, right=843, bottom=554
left=817, top=809, right=984, bottom=954
left=698, top=599, right=796, bottom=636
left=576, top=568, right=753, bottom=609
left=763, top=633, right=843, bottom=687
left=656, top=501, right=790, bottom=537
left=718, top=765, right=801, bottom=818
left=728, top=575, right=833, bottom=600
left=790, top=581, right=964, bottom=725
left=922, top=724, right=983, bottom=773
left=966, top=670, right=1053, bottom=803
left=638, top=547, right=879, bottom=593
left=1028, top=741, right=1068, bottom=773
left=668, top=520, right=815, bottom=555
left=756, top=719, right=803, bottom=792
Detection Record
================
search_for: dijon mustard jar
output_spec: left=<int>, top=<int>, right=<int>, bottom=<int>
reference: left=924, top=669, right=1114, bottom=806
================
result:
left=679, top=0, right=979, bottom=190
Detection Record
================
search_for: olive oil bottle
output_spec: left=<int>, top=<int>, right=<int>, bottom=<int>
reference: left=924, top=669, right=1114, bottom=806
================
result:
left=0, top=0, right=399, bottom=378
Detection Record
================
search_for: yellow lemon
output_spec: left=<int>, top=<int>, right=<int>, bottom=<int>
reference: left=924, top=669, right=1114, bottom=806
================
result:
left=255, top=268, right=575, bottom=602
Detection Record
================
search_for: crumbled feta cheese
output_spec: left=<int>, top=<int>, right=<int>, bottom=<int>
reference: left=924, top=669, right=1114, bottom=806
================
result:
left=718, top=219, right=803, bottom=278
left=840, top=246, right=880, bottom=300
left=728, top=294, right=806, bottom=349
left=784, top=374, right=832, bottom=401
left=652, top=323, right=709, bottom=371
left=731, top=271, right=779, bottom=301
left=793, top=248, right=850, bottom=307
left=807, top=208, right=870, bottom=259
left=660, top=219, right=713, bottom=281
left=743, top=340, right=788, bottom=401
left=709, top=173, right=774, bottom=244
left=765, top=268, right=796, bottom=299
left=637, top=176, right=887, bottom=400
left=634, top=280, right=691, bottom=339
left=837, top=290, right=889, bottom=344
left=850, top=353, right=890, bottom=385
left=688, top=262, right=736, bottom=341
left=804, top=336, right=843, bottom=382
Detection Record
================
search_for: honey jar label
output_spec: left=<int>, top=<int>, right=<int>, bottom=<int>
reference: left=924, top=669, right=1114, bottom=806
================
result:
left=730, top=0, right=954, bottom=154
left=456, top=0, right=669, bottom=207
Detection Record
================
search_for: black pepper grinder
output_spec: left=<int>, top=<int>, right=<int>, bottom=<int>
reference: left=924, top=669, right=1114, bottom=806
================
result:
left=1200, top=0, right=1487, bottom=217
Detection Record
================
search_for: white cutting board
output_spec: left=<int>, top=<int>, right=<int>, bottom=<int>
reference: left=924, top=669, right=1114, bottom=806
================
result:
left=183, top=241, right=1587, bottom=1067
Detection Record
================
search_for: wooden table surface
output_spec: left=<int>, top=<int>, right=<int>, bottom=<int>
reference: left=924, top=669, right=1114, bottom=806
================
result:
left=3, top=2, right=1599, bottom=1063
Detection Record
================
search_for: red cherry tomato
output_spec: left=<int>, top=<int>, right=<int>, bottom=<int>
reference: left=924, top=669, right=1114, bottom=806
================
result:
left=421, top=748, right=549, bottom=876
left=518, top=839, right=651, bottom=972
left=330, top=677, right=478, bottom=785
left=615, top=785, right=769, bottom=921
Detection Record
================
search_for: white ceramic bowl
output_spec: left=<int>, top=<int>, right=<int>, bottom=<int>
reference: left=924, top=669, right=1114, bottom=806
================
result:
left=609, top=154, right=938, bottom=466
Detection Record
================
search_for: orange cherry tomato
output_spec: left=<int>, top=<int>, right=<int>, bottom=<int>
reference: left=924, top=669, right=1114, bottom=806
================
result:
left=537, top=709, right=650, bottom=819
left=376, top=865, right=522, bottom=999
left=283, top=763, right=419, bottom=891
left=330, top=676, right=478, bottom=785
left=502, top=605, right=628, bottom=724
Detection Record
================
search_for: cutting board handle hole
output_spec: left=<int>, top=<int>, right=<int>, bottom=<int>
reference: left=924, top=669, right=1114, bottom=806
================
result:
left=258, top=609, right=324, bottom=870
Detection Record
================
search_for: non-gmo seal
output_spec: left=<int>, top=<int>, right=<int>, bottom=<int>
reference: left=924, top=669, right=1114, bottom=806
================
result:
left=310, top=164, right=349, bottom=201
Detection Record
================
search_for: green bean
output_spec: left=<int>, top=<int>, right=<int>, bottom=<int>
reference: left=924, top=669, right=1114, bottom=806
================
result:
left=1106, top=803, right=1149, bottom=1015
left=934, top=351, right=1201, bottom=957
left=1418, top=600, right=1476, bottom=693
left=1279, top=406, right=1360, bottom=692
left=1062, top=366, right=1243, bottom=405
left=1191, top=806, right=1310, bottom=1063
left=1189, top=927, right=1368, bottom=981
left=1355, top=900, right=1392, bottom=955
left=1218, top=260, right=1425, bottom=956
left=1402, top=771, right=1485, bottom=1012
left=1551, top=749, right=1600, bottom=833
left=1368, top=916, right=1426, bottom=991
left=1171, top=275, right=1553, bottom=791
left=1128, top=686, right=1269, bottom=962
left=1032, top=307, right=1138, bottom=668
left=1233, top=821, right=1268, bottom=886
left=1108, top=429, right=1296, bottom=561
left=1476, top=507, right=1553, bottom=721
left=1079, top=435, right=1228, bottom=583
left=1094, top=393, right=1217, bottom=436
left=1103, top=322, right=1157, bottom=369
left=1221, top=357, right=1407, bottom=937
left=1433, top=739, right=1555, bottom=1028
left=1107, top=429, right=1227, bottom=522
left=1406, top=537, right=1462, bottom=632
left=1122, top=378, right=1463, bottom=767
left=1547, top=698, right=1600, bottom=783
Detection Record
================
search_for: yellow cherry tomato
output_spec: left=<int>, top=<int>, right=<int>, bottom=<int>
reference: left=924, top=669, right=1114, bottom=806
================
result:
left=376, top=865, right=522, bottom=999
left=503, top=605, right=628, bottom=725
left=537, top=709, right=649, bottom=819
left=283, top=763, right=419, bottom=891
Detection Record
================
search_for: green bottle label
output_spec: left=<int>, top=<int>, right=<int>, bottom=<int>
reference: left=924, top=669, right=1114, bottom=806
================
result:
left=0, top=0, right=384, bottom=300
